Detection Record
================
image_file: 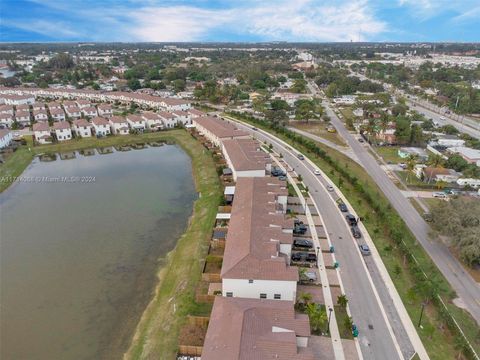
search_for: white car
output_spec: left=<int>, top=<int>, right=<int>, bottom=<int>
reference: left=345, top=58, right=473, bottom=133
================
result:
left=314, top=169, right=321, bottom=175
left=433, top=192, right=447, bottom=199
left=327, top=185, right=334, bottom=192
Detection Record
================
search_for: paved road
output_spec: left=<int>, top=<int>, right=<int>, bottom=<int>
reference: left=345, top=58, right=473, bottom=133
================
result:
left=317, top=92, right=480, bottom=325
left=225, top=116, right=414, bottom=360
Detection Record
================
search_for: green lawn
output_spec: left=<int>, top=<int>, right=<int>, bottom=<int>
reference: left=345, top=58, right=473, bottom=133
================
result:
left=374, top=146, right=402, bottom=164
left=0, top=146, right=34, bottom=193
left=290, top=121, right=346, bottom=146
left=224, top=112, right=480, bottom=360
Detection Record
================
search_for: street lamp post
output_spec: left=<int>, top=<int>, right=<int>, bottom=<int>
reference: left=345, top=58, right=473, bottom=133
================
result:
left=327, top=307, right=333, bottom=334
left=418, top=302, right=426, bottom=328
left=316, top=246, right=320, bottom=267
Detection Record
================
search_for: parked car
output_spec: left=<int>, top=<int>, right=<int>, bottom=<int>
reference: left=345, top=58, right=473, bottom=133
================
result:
left=351, top=225, right=362, bottom=239
left=314, top=169, right=321, bottom=175
left=326, top=185, right=334, bottom=192
left=252, top=127, right=258, bottom=131
left=338, top=203, right=348, bottom=212
left=291, top=252, right=317, bottom=263
left=433, top=192, right=447, bottom=199
left=345, top=214, right=357, bottom=226
left=299, top=269, right=318, bottom=283
left=297, top=154, right=305, bottom=160
left=359, top=244, right=371, bottom=255
left=358, top=138, right=364, bottom=143
left=293, top=239, right=313, bottom=249
left=278, top=175, right=287, bottom=181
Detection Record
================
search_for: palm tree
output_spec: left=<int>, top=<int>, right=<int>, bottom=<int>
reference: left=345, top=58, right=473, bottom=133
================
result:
left=337, top=294, right=348, bottom=308
left=428, top=153, right=444, bottom=168
left=306, top=303, right=327, bottom=334
left=297, top=292, right=313, bottom=311
left=406, top=154, right=418, bottom=183
left=344, top=316, right=353, bottom=333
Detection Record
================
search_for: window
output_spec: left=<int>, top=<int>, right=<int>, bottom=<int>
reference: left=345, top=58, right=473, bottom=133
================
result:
left=248, top=279, right=254, bottom=284
left=260, top=293, right=267, bottom=299
left=274, top=294, right=281, bottom=300
left=226, top=292, right=233, bottom=297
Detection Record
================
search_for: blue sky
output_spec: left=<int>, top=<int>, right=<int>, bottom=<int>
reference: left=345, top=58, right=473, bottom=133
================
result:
left=0, top=0, right=479, bottom=42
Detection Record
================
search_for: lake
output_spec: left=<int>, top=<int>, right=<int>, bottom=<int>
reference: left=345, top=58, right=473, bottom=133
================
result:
left=0, top=145, right=197, bottom=360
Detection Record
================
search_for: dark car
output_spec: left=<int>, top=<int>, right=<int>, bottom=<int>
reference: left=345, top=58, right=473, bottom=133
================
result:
left=351, top=225, right=362, bottom=239
left=291, top=252, right=317, bottom=263
left=297, top=154, right=305, bottom=160
left=345, top=214, right=357, bottom=226
left=278, top=175, right=287, bottom=181
left=293, top=239, right=313, bottom=249
left=338, top=203, right=348, bottom=212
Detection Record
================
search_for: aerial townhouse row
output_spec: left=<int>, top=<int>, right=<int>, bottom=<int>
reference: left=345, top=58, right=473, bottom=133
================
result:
left=191, top=115, right=315, bottom=359
left=0, top=87, right=191, bottom=111
left=32, top=110, right=198, bottom=144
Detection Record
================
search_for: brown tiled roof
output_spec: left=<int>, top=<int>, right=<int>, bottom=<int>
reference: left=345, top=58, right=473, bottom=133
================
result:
left=221, top=177, right=296, bottom=281
left=203, top=297, right=313, bottom=360
left=222, top=139, right=270, bottom=172
left=91, top=116, right=109, bottom=126
left=98, top=104, right=112, bottom=110
left=33, top=122, right=50, bottom=131
left=16, top=104, right=30, bottom=111
left=66, top=106, right=81, bottom=113
left=53, top=121, right=71, bottom=130
left=73, top=118, right=91, bottom=127
left=126, top=114, right=144, bottom=123
left=49, top=108, right=65, bottom=115
left=188, top=108, right=205, bottom=116
left=0, top=129, right=11, bottom=138
left=141, top=111, right=161, bottom=120
left=109, top=115, right=127, bottom=124
left=15, top=110, right=30, bottom=118
left=82, top=106, right=97, bottom=113
left=424, top=167, right=451, bottom=178
left=157, top=111, right=175, bottom=120
left=194, top=116, right=248, bottom=139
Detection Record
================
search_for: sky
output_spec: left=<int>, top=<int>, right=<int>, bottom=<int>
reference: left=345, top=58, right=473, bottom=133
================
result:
left=0, top=0, right=479, bottom=43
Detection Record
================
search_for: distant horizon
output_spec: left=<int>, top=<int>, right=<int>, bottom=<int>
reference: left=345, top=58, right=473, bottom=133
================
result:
left=1, top=1, right=479, bottom=43
left=1, top=41, right=479, bottom=45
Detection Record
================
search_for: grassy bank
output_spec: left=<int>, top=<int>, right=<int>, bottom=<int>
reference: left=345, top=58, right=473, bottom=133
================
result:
left=123, top=131, right=222, bottom=359
left=0, top=146, right=35, bottom=193
left=225, top=111, right=480, bottom=360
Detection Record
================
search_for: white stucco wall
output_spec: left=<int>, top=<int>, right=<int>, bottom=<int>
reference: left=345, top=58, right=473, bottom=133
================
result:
left=222, top=278, right=297, bottom=301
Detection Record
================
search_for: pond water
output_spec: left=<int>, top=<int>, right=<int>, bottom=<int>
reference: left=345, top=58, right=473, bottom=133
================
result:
left=0, top=145, right=196, bottom=360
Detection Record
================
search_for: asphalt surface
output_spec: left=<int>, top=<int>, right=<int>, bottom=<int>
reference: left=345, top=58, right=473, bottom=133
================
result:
left=226, top=117, right=412, bottom=360
left=318, top=94, right=480, bottom=326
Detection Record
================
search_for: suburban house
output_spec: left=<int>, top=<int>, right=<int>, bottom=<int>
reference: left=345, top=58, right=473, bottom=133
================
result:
left=423, top=167, right=462, bottom=183
left=109, top=116, right=130, bottom=135
left=91, top=116, right=111, bottom=136
left=447, top=147, right=480, bottom=166
left=435, top=135, right=465, bottom=148
left=398, top=147, right=429, bottom=161
left=16, top=104, right=30, bottom=112
left=202, top=297, right=314, bottom=360
left=97, top=104, right=113, bottom=117
left=0, top=113, right=14, bottom=128
left=159, top=98, right=191, bottom=111
left=50, top=108, right=66, bottom=122
left=157, top=111, right=177, bottom=128
left=221, top=138, right=271, bottom=179
left=0, top=129, right=13, bottom=148
left=15, top=110, right=31, bottom=126
left=33, top=109, right=49, bottom=122
left=75, top=99, right=91, bottom=108
left=193, top=116, right=249, bottom=146
left=172, top=110, right=191, bottom=125
left=0, top=104, right=14, bottom=115
left=72, top=118, right=93, bottom=138
left=221, top=177, right=296, bottom=301
left=47, top=101, right=62, bottom=110
left=0, top=94, right=35, bottom=105
left=376, top=128, right=396, bottom=145
left=32, top=102, right=45, bottom=111
left=126, top=114, right=146, bottom=131
left=63, top=100, right=77, bottom=108
left=65, top=106, right=82, bottom=119
left=457, top=178, right=480, bottom=188
left=82, top=106, right=98, bottom=118
left=141, top=112, right=164, bottom=131
left=53, top=121, right=72, bottom=141
left=187, top=108, right=206, bottom=118
left=33, top=122, right=52, bottom=144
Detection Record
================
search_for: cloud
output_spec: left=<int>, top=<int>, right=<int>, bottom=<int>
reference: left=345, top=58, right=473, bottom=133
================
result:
left=397, top=0, right=480, bottom=21
left=126, top=0, right=387, bottom=42
left=2, top=20, right=81, bottom=39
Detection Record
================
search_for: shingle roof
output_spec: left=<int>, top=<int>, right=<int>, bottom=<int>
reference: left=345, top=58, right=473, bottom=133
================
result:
left=33, top=122, right=50, bottom=131
left=91, top=116, right=109, bottom=126
left=194, top=116, right=249, bottom=139
left=202, top=297, right=313, bottom=360
left=53, top=121, right=71, bottom=130
left=222, top=139, right=270, bottom=172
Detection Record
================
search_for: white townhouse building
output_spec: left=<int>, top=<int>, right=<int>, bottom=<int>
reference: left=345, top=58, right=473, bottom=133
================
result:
left=32, top=102, right=45, bottom=111
left=63, top=100, right=77, bottom=108
left=33, top=122, right=52, bottom=144
left=91, top=116, right=111, bottom=136
left=221, top=139, right=271, bottom=180
left=47, top=101, right=62, bottom=110
left=0, top=129, right=13, bottom=148
left=33, top=109, right=49, bottom=122
left=76, top=99, right=91, bottom=108
left=72, top=118, right=92, bottom=138
left=157, top=111, right=177, bottom=129
left=97, top=104, right=113, bottom=117
left=160, top=98, right=191, bottom=111
left=188, top=108, right=206, bottom=119
left=53, top=121, right=72, bottom=141
left=126, top=114, right=146, bottom=131
left=109, top=116, right=129, bottom=135
left=172, top=110, right=191, bottom=125
left=141, top=112, right=164, bottom=131
left=0, top=105, right=14, bottom=115
left=221, top=177, right=297, bottom=301
left=65, top=106, right=82, bottom=119
left=15, top=110, right=31, bottom=126
left=49, top=108, right=66, bottom=121
left=1, top=94, right=35, bottom=105
left=0, top=113, right=14, bottom=128
left=82, top=106, right=98, bottom=118
left=193, top=116, right=249, bottom=146
left=16, top=104, right=30, bottom=112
